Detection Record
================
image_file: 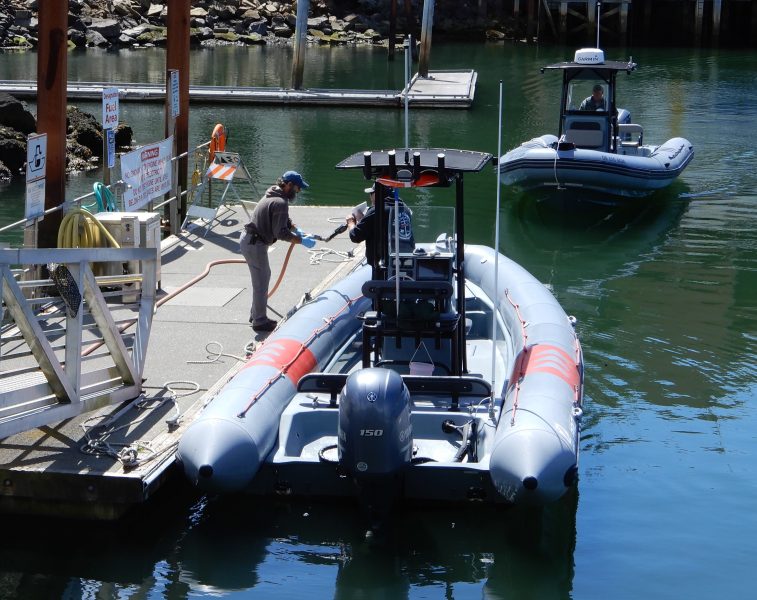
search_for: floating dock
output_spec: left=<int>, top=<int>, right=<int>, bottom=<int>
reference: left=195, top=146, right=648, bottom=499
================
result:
left=0, top=70, right=477, bottom=108
left=0, top=205, right=365, bottom=519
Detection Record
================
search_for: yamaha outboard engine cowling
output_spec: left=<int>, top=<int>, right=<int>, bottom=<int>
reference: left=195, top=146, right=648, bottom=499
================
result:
left=338, top=368, right=412, bottom=518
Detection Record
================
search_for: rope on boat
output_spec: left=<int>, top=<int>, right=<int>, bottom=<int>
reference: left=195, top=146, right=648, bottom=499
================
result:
left=308, top=246, right=354, bottom=265
left=552, top=136, right=565, bottom=189
left=505, top=288, right=529, bottom=426
left=236, top=293, right=365, bottom=419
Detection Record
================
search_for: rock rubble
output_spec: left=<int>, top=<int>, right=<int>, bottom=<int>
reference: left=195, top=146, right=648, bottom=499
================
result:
left=0, top=0, right=517, bottom=50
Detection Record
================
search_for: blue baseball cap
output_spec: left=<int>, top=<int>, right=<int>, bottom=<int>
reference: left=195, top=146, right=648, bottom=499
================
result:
left=282, top=170, right=309, bottom=189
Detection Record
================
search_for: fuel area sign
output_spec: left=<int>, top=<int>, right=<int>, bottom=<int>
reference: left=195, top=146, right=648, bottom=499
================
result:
left=102, top=87, right=119, bottom=129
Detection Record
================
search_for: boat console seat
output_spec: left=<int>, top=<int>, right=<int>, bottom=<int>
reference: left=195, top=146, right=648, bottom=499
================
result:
left=360, top=279, right=460, bottom=376
left=563, top=116, right=607, bottom=149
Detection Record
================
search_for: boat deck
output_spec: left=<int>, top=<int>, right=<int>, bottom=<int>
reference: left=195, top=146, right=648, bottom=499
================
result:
left=0, top=205, right=364, bottom=519
left=0, top=70, right=477, bottom=108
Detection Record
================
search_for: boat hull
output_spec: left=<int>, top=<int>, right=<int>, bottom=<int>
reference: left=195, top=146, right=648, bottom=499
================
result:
left=499, top=134, right=694, bottom=198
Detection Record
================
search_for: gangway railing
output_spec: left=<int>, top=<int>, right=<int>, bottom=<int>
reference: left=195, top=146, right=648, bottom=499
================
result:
left=0, top=247, right=157, bottom=439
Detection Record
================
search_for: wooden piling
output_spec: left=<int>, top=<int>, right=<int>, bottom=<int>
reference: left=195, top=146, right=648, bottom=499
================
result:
left=713, top=0, right=723, bottom=44
left=291, top=0, right=309, bottom=90
left=418, top=0, right=435, bottom=78
left=35, top=0, right=68, bottom=249
left=389, top=0, right=397, bottom=60
left=166, top=0, right=190, bottom=227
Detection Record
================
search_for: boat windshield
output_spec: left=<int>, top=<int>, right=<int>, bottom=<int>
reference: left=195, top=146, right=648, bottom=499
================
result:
left=386, top=203, right=455, bottom=280
left=566, top=79, right=608, bottom=112
left=385, top=202, right=454, bottom=249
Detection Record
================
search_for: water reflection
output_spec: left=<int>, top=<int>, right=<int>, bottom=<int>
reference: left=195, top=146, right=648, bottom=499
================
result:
left=0, top=478, right=578, bottom=599
left=174, top=490, right=578, bottom=600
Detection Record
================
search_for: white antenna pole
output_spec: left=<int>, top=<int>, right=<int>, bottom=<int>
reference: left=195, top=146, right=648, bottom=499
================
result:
left=490, top=80, right=503, bottom=413
left=394, top=193, right=401, bottom=317
left=404, top=35, right=411, bottom=159
left=596, top=1, right=601, bottom=48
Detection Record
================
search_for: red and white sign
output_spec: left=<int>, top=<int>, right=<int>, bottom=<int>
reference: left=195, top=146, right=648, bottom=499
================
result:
left=206, top=163, right=237, bottom=181
left=121, top=136, right=174, bottom=211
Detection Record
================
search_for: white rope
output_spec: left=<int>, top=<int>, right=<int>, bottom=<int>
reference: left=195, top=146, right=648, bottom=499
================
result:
left=308, top=247, right=353, bottom=265
left=77, top=336, right=258, bottom=469
left=187, top=340, right=248, bottom=364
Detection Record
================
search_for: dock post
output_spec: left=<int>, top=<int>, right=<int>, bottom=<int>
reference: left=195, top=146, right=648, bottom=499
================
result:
left=559, top=2, right=568, bottom=45
left=526, top=0, right=536, bottom=41
left=35, top=0, right=68, bottom=249
left=620, top=0, right=629, bottom=42
left=712, top=0, right=722, bottom=45
left=643, top=0, right=652, bottom=38
left=389, top=0, right=397, bottom=60
left=418, top=0, right=435, bottom=78
left=291, top=0, right=309, bottom=90
left=167, top=0, right=190, bottom=230
left=588, top=0, right=597, bottom=45
left=695, top=0, right=704, bottom=46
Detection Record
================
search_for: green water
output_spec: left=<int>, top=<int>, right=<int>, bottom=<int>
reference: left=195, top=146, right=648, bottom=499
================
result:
left=1, top=44, right=756, bottom=599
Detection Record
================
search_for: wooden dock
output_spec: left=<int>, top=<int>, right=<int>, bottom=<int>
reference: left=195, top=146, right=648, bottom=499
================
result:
left=0, top=69, right=477, bottom=109
left=0, top=205, right=365, bottom=519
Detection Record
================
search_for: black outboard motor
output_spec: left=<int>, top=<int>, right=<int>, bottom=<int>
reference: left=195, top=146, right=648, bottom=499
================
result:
left=338, top=368, right=412, bottom=522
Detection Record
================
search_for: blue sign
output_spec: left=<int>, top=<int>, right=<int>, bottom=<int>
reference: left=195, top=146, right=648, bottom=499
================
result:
left=107, top=128, right=116, bottom=168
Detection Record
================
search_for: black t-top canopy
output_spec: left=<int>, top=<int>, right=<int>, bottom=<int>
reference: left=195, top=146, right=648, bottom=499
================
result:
left=336, top=148, right=492, bottom=174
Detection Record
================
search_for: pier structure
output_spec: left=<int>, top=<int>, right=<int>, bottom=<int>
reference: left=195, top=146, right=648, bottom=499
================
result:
left=509, top=0, right=757, bottom=46
left=0, top=205, right=365, bottom=519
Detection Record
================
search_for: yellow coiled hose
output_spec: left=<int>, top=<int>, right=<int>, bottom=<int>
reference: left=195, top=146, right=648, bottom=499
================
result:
left=57, top=208, right=121, bottom=249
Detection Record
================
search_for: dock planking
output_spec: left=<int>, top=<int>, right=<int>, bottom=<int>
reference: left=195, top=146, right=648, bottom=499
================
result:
left=0, top=205, right=365, bottom=519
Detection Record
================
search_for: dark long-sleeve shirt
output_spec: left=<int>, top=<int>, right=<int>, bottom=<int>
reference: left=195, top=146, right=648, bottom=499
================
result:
left=246, top=185, right=298, bottom=244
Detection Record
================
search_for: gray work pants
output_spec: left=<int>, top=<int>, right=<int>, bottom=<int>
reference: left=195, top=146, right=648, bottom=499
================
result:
left=240, top=230, right=271, bottom=325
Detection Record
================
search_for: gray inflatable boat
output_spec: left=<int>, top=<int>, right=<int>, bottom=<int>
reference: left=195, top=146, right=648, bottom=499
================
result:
left=177, top=148, right=584, bottom=514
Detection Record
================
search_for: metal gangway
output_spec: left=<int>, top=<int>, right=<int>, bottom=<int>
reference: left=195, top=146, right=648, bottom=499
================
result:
left=0, top=247, right=158, bottom=439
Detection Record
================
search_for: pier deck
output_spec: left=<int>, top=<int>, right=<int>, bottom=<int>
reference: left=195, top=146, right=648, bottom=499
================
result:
left=0, top=205, right=364, bottom=519
left=0, top=69, right=477, bottom=108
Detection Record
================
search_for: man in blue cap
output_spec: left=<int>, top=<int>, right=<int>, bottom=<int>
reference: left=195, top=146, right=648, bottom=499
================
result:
left=241, top=170, right=314, bottom=332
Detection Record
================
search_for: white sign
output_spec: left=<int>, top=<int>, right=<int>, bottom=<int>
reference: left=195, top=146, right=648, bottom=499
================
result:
left=25, top=178, right=45, bottom=222
left=26, top=133, right=47, bottom=182
left=120, top=136, right=174, bottom=211
left=102, top=87, right=119, bottom=129
left=169, top=70, right=180, bottom=119
left=106, top=128, right=116, bottom=168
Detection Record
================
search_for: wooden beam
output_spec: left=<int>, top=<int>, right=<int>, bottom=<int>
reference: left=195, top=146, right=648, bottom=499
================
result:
left=166, top=0, right=190, bottom=223
left=713, top=0, right=722, bottom=44
left=35, top=0, right=68, bottom=249
left=695, top=0, right=704, bottom=45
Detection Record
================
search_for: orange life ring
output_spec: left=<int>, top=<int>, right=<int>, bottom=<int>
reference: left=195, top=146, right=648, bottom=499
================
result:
left=209, top=123, right=226, bottom=162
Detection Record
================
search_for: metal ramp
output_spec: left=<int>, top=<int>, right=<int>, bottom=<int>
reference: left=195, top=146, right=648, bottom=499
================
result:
left=182, top=151, right=257, bottom=236
left=0, top=247, right=158, bottom=439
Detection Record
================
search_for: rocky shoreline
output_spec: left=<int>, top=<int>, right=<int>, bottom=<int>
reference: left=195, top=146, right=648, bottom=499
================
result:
left=0, top=1, right=518, bottom=51
left=0, top=92, right=133, bottom=183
